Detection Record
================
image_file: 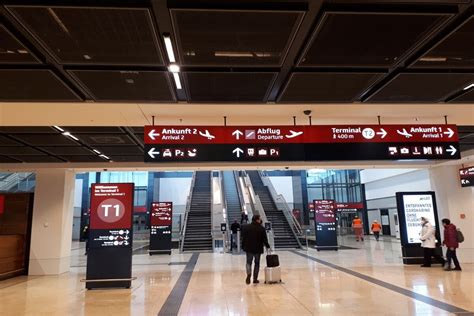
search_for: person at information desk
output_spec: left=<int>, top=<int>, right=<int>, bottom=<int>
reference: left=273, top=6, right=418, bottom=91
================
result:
left=352, top=216, right=364, bottom=241
left=419, top=217, right=445, bottom=267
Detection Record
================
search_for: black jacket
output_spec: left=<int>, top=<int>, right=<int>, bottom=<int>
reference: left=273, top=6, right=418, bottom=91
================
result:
left=241, top=222, right=270, bottom=254
left=230, top=222, right=241, bottom=234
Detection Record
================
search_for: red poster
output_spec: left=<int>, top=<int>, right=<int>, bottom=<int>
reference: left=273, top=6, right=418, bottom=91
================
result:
left=0, top=195, right=4, bottom=215
left=151, top=202, right=172, bottom=226
left=90, top=183, right=134, bottom=230
left=314, top=200, right=336, bottom=223
left=144, top=125, right=458, bottom=144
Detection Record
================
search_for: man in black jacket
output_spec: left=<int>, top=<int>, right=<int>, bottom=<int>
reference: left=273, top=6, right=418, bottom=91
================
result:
left=241, top=215, right=270, bottom=284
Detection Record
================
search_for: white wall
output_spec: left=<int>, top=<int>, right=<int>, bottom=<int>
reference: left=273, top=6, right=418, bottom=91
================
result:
left=269, top=176, right=294, bottom=203
left=362, top=169, right=432, bottom=200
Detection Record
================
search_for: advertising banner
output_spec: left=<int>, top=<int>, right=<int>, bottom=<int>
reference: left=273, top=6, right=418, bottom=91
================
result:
left=314, top=200, right=338, bottom=250
left=149, top=202, right=173, bottom=255
left=459, top=167, right=474, bottom=187
left=86, top=183, right=134, bottom=289
left=396, top=191, right=441, bottom=264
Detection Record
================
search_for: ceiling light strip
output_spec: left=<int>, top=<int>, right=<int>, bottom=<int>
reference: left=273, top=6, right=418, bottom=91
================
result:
left=463, top=83, right=474, bottom=91
left=163, top=36, right=176, bottom=63
left=173, top=73, right=182, bottom=89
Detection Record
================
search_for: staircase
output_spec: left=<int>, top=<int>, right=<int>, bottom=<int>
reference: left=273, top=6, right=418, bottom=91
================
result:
left=222, top=171, right=242, bottom=224
left=182, top=171, right=213, bottom=252
left=247, top=171, right=299, bottom=249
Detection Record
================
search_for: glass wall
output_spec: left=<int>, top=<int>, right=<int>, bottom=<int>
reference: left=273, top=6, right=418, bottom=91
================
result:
left=307, top=169, right=362, bottom=203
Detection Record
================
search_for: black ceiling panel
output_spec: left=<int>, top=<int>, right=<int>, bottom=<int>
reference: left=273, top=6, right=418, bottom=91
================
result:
left=42, top=146, right=94, bottom=156
left=450, top=88, right=474, bottom=103
left=11, top=133, right=78, bottom=146
left=95, top=146, right=143, bottom=155
left=0, top=156, right=21, bottom=163
left=1, top=147, right=43, bottom=155
left=9, top=155, right=63, bottom=163
left=109, top=155, right=142, bottom=162
left=414, top=16, right=474, bottom=69
left=70, top=70, right=175, bottom=102
left=60, top=155, right=106, bottom=163
left=299, top=12, right=449, bottom=67
left=7, top=6, right=163, bottom=65
left=79, top=134, right=136, bottom=146
left=63, top=127, right=124, bottom=134
left=0, top=25, right=39, bottom=64
left=0, top=69, right=81, bottom=101
left=131, top=127, right=144, bottom=133
left=279, top=72, right=383, bottom=102
left=0, top=135, right=22, bottom=146
left=0, top=127, right=56, bottom=133
left=185, top=72, right=276, bottom=102
left=171, top=9, right=303, bottom=66
left=367, top=73, right=474, bottom=102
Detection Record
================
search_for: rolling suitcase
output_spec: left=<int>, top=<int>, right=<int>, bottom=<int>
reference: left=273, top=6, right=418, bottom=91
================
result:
left=265, top=250, right=282, bottom=284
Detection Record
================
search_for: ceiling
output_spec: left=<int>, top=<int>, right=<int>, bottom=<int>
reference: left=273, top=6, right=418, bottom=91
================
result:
left=0, top=0, right=473, bottom=104
left=0, top=125, right=472, bottom=164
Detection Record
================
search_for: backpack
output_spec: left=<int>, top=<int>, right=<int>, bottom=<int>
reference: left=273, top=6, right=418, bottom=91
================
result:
left=456, top=229, right=465, bottom=243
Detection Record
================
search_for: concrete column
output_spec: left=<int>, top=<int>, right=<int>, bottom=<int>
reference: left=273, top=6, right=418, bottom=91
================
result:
left=29, top=169, right=76, bottom=275
left=429, top=165, right=474, bottom=263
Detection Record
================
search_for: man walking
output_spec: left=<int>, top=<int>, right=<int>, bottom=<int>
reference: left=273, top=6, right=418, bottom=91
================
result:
left=241, top=215, right=270, bottom=284
left=371, top=220, right=382, bottom=241
left=230, top=219, right=241, bottom=251
left=442, top=218, right=462, bottom=271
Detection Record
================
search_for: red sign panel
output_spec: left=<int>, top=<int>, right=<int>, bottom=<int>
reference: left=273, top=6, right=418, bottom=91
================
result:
left=90, top=183, right=134, bottom=230
left=336, top=202, right=364, bottom=210
left=314, top=200, right=336, bottom=223
left=144, top=125, right=458, bottom=144
left=0, top=195, right=4, bottom=215
left=459, top=167, right=474, bottom=187
left=151, top=202, right=173, bottom=226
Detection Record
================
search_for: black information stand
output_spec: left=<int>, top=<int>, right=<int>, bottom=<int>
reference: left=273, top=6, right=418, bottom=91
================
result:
left=86, top=183, right=134, bottom=289
left=314, top=200, right=338, bottom=251
left=396, top=191, right=442, bottom=265
left=149, top=202, right=172, bottom=255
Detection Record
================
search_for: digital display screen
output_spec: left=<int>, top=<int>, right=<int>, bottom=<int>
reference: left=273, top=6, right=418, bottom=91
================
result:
left=402, top=194, right=436, bottom=244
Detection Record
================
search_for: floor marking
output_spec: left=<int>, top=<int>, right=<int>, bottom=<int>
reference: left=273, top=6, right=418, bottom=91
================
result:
left=291, top=250, right=471, bottom=314
left=157, top=253, right=199, bottom=316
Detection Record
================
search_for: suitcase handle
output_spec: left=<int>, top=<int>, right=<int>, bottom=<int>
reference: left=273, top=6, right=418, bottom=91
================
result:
left=266, top=248, right=274, bottom=255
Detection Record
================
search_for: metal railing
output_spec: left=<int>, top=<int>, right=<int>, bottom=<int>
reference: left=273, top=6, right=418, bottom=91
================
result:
left=179, top=171, right=197, bottom=253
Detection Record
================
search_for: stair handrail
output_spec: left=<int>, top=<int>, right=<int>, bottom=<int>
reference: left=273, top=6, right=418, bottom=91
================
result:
left=233, top=170, right=246, bottom=215
left=180, top=171, right=197, bottom=252
left=258, top=171, right=303, bottom=248
left=219, top=171, right=230, bottom=228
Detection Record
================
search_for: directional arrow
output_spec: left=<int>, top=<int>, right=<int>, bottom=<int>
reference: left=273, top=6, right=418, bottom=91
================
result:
left=443, top=128, right=454, bottom=138
left=148, top=129, right=160, bottom=140
left=446, top=145, right=457, bottom=156
left=148, top=148, right=160, bottom=159
left=376, top=128, right=387, bottom=139
left=125, top=230, right=130, bottom=234
left=232, top=130, right=243, bottom=140
left=232, top=147, right=244, bottom=158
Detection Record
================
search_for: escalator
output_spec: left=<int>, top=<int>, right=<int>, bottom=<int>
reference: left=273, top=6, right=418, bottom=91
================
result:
left=222, top=171, right=243, bottom=224
left=247, top=171, right=300, bottom=249
left=182, top=171, right=213, bottom=251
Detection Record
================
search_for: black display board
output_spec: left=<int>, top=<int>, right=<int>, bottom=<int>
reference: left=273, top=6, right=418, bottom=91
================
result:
left=396, top=191, right=442, bottom=265
left=86, top=183, right=134, bottom=289
left=314, top=200, right=338, bottom=251
left=149, top=202, right=172, bottom=255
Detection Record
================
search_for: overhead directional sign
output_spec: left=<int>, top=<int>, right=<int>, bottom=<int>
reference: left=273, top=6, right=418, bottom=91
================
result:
left=459, top=167, right=474, bottom=187
left=143, top=125, right=460, bottom=162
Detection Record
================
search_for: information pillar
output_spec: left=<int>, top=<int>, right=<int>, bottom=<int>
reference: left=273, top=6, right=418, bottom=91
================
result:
left=86, top=183, right=134, bottom=289
left=149, top=202, right=173, bottom=255
left=314, top=199, right=338, bottom=251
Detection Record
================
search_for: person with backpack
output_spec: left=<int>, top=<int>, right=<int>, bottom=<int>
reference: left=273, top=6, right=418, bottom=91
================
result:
left=441, top=218, right=462, bottom=271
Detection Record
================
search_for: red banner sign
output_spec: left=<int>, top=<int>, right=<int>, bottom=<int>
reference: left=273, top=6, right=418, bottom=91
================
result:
left=0, top=195, right=4, bottom=215
left=144, top=125, right=458, bottom=145
left=90, top=183, right=134, bottom=230
left=336, top=202, right=364, bottom=210
left=151, top=202, right=173, bottom=226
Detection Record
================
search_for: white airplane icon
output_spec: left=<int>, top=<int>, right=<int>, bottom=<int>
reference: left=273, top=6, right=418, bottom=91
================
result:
left=396, top=128, right=413, bottom=138
left=285, top=130, right=304, bottom=139
left=199, top=130, right=215, bottom=140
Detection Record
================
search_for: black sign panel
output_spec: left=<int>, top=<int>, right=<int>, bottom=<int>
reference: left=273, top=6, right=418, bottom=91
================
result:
left=144, top=142, right=460, bottom=163
left=149, top=202, right=172, bottom=255
left=314, top=200, right=338, bottom=250
left=460, top=167, right=474, bottom=187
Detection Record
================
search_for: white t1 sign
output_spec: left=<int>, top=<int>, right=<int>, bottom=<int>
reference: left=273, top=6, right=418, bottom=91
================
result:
left=402, top=194, right=436, bottom=244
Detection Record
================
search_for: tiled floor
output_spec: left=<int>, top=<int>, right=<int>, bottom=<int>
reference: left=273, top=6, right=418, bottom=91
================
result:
left=0, top=236, right=472, bottom=316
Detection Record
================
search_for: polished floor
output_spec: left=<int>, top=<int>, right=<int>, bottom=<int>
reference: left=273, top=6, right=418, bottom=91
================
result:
left=0, top=236, right=472, bottom=316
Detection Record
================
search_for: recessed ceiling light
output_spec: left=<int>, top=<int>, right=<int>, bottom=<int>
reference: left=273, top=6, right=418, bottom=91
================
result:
left=463, top=83, right=474, bottom=90
left=173, top=73, right=182, bottom=89
left=53, top=125, right=64, bottom=132
left=17, top=49, right=28, bottom=54
left=83, top=54, right=92, bottom=60
left=99, top=154, right=110, bottom=160
left=163, top=35, right=176, bottom=63
left=419, top=57, right=447, bottom=62
left=125, top=79, right=135, bottom=84
left=62, top=132, right=79, bottom=141
left=168, top=64, right=180, bottom=73
left=92, top=149, right=101, bottom=155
